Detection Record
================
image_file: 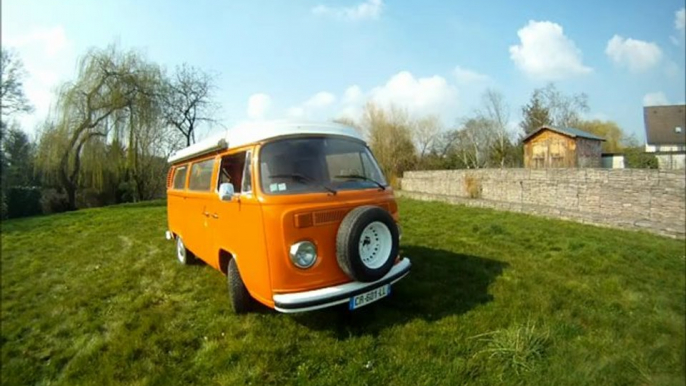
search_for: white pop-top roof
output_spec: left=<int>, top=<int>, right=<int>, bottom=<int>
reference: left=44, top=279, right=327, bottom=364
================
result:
left=167, top=120, right=364, bottom=163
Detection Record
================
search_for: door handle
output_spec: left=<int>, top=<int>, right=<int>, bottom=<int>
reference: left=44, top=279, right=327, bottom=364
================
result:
left=211, top=213, right=219, bottom=219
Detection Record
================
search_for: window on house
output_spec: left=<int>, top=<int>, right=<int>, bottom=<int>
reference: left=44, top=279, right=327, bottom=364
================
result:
left=172, top=165, right=188, bottom=190
left=188, top=158, right=215, bottom=191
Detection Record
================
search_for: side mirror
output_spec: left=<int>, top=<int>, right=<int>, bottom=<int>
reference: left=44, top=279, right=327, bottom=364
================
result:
left=218, top=182, right=235, bottom=201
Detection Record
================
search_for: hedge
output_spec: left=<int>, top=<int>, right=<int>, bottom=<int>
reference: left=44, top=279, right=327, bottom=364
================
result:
left=6, top=186, right=42, bottom=219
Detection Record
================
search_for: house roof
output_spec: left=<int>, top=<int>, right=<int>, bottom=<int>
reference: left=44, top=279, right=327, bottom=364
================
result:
left=643, top=105, right=686, bottom=146
left=168, top=120, right=363, bottom=163
left=522, top=125, right=605, bottom=142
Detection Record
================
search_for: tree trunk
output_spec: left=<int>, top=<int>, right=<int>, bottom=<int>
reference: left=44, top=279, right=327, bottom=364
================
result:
left=65, top=182, right=77, bottom=211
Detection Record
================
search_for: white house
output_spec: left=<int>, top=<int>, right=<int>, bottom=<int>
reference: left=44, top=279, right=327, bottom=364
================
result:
left=643, top=105, right=686, bottom=170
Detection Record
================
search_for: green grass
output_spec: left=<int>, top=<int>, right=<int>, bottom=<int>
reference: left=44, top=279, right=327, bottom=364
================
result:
left=1, top=198, right=684, bottom=385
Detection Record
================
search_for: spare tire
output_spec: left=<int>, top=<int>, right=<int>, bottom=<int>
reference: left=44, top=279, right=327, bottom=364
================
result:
left=336, top=206, right=399, bottom=282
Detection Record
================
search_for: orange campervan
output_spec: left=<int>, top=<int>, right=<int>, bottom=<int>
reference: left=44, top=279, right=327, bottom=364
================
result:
left=165, top=121, right=411, bottom=313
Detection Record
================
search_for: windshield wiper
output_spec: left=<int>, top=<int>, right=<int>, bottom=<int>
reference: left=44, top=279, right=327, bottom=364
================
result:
left=269, top=173, right=337, bottom=195
left=334, top=174, right=386, bottom=190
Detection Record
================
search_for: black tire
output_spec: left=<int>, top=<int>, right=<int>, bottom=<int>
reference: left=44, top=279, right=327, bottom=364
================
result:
left=228, top=258, right=253, bottom=314
left=176, top=236, right=197, bottom=265
left=336, top=206, right=399, bottom=282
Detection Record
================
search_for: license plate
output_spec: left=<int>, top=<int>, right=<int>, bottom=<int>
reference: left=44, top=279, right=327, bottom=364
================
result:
left=349, top=284, right=391, bottom=310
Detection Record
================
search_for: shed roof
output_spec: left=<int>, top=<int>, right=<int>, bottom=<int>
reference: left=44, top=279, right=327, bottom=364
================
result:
left=643, top=105, right=686, bottom=146
left=168, top=120, right=363, bottom=163
left=522, top=126, right=605, bottom=142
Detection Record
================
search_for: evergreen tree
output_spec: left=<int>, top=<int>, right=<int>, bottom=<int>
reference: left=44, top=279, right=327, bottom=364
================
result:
left=519, top=90, right=552, bottom=136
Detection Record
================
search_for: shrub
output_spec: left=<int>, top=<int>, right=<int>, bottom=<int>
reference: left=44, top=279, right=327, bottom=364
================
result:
left=471, top=321, right=550, bottom=376
left=40, top=188, right=70, bottom=215
left=624, top=147, right=658, bottom=169
left=117, top=181, right=136, bottom=204
left=6, top=186, right=42, bottom=219
left=464, top=174, right=482, bottom=199
left=1, top=192, right=7, bottom=220
left=77, top=187, right=109, bottom=208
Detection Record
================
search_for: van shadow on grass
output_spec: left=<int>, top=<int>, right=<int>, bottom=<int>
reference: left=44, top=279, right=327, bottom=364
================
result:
left=291, top=245, right=508, bottom=339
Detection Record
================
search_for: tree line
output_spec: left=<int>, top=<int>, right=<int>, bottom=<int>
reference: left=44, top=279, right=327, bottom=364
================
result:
left=1, top=45, right=218, bottom=218
left=340, top=84, right=656, bottom=186
left=1, top=44, right=657, bottom=219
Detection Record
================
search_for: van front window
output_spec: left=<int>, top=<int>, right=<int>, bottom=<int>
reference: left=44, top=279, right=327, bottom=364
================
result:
left=259, top=137, right=387, bottom=195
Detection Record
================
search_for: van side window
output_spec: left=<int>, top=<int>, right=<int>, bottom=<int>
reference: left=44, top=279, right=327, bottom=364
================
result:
left=188, top=159, right=215, bottom=191
left=172, top=165, right=188, bottom=190
left=218, top=151, right=247, bottom=193
left=242, top=152, right=252, bottom=193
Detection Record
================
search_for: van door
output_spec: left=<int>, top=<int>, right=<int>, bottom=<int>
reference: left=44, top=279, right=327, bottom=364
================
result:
left=168, top=164, right=189, bottom=239
left=206, top=151, right=248, bottom=270
left=185, top=157, right=217, bottom=263
left=208, top=150, right=271, bottom=303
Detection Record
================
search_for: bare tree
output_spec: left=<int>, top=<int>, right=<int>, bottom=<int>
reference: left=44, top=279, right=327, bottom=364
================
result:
left=412, top=115, right=442, bottom=163
left=162, top=64, right=217, bottom=146
left=1, top=49, right=33, bottom=118
left=456, top=117, right=493, bottom=169
left=478, top=89, right=516, bottom=167
left=361, top=102, right=416, bottom=183
left=537, top=83, right=588, bottom=128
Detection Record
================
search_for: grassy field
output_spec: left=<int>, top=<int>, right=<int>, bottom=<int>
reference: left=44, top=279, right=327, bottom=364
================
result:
left=1, top=198, right=684, bottom=386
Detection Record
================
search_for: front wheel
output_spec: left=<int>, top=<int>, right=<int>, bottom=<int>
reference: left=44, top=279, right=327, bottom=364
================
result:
left=228, top=259, right=254, bottom=314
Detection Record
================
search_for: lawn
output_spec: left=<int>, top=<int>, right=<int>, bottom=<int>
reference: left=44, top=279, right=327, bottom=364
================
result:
left=1, top=198, right=684, bottom=385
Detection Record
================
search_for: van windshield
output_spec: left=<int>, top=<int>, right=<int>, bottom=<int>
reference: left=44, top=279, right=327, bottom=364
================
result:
left=259, top=137, right=387, bottom=195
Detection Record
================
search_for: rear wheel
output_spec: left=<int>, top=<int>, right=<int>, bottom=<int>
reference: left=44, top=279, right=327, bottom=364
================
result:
left=176, top=236, right=196, bottom=265
left=228, top=259, right=253, bottom=314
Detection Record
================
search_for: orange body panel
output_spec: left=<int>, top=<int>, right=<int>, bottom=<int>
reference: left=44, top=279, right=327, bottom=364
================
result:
left=166, top=141, right=400, bottom=310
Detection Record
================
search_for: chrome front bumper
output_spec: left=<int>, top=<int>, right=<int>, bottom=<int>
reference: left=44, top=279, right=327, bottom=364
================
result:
left=273, top=258, right=411, bottom=313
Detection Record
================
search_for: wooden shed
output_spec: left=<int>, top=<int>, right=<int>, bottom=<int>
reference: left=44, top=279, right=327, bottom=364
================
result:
left=523, top=126, right=605, bottom=168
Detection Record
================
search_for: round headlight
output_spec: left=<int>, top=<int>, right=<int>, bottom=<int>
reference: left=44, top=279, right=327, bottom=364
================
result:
left=289, top=241, right=317, bottom=269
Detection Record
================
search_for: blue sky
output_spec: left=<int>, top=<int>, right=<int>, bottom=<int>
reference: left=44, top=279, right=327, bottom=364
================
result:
left=2, top=0, right=685, bottom=142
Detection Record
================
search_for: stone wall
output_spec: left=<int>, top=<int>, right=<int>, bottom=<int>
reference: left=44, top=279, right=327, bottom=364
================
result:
left=400, top=169, right=686, bottom=239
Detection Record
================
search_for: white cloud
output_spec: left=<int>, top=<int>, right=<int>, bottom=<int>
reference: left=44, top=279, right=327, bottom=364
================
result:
left=643, top=92, right=669, bottom=106
left=605, top=35, right=662, bottom=73
left=368, top=71, right=458, bottom=118
left=3, top=25, right=74, bottom=132
left=676, top=8, right=685, bottom=33
left=281, top=71, right=460, bottom=124
left=509, top=20, right=592, bottom=81
left=453, top=66, right=491, bottom=85
left=342, top=85, right=364, bottom=104
left=312, top=0, right=383, bottom=21
left=285, top=92, right=337, bottom=119
left=247, top=93, right=272, bottom=119
left=286, top=107, right=305, bottom=118
left=4, top=26, right=69, bottom=57
left=303, top=91, right=336, bottom=109
left=337, top=85, right=365, bottom=119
